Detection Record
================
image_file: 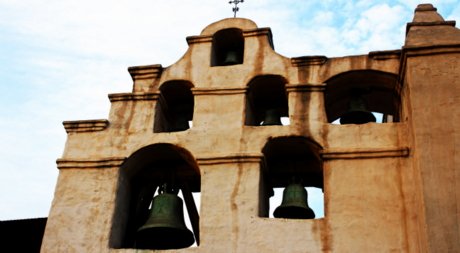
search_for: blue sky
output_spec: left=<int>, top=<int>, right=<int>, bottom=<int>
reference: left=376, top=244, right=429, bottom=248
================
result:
left=0, top=0, right=459, bottom=220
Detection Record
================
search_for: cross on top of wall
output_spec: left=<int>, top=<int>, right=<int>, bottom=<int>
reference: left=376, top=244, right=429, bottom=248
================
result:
left=229, top=0, right=244, bottom=18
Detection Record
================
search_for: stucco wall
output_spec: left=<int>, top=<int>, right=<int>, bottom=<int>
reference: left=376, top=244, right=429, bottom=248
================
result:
left=41, top=4, right=460, bottom=252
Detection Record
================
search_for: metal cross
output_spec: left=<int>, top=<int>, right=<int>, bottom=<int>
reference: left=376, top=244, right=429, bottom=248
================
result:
left=229, top=0, right=244, bottom=18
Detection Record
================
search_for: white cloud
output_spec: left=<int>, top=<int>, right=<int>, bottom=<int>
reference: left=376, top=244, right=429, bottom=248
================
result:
left=312, top=11, right=335, bottom=25
left=446, top=4, right=460, bottom=24
left=345, top=4, right=410, bottom=52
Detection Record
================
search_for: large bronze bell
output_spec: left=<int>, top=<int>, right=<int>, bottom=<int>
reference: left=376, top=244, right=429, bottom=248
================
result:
left=261, top=108, right=282, bottom=126
left=273, top=183, right=315, bottom=219
left=136, top=190, right=195, bottom=250
left=222, top=50, right=240, bottom=65
left=340, top=93, right=376, bottom=125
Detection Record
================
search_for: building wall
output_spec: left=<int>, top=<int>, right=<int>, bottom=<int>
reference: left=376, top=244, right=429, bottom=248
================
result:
left=41, top=4, right=460, bottom=253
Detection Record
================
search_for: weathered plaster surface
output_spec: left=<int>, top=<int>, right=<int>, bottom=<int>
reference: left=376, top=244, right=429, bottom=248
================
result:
left=41, top=4, right=459, bottom=253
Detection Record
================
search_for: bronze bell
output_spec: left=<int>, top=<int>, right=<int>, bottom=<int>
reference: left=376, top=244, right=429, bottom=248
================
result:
left=340, top=93, right=376, bottom=125
left=136, top=190, right=195, bottom=250
left=170, top=104, right=191, bottom=132
left=273, top=183, right=315, bottom=219
left=222, top=50, right=240, bottom=65
left=261, top=108, right=282, bottom=126
left=170, top=117, right=189, bottom=132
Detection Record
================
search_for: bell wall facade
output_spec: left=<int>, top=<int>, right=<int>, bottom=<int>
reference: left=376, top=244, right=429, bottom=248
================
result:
left=41, top=4, right=460, bottom=253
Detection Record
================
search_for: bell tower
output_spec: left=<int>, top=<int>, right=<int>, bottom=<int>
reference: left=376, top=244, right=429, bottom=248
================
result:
left=40, top=4, right=460, bottom=252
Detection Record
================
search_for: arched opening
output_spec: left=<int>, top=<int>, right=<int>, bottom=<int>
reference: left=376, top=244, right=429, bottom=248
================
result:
left=261, top=136, right=323, bottom=219
left=110, top=144, right=200, bottom=250
left=324, top=70, right=400, bottom=124
left=154, top=80, right=194, bottom=132
left=211, top=28, right=244, bottom=66
left=245, top=75, right=289, bottom=126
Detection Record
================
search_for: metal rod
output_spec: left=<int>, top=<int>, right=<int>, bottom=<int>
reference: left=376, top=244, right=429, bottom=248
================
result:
left=229, top=0, right=244, bottom=18
left=182, top=182, right=200, bottom=245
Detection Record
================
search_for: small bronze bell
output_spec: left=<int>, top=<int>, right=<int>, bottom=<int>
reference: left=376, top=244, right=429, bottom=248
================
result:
left=136, top=187, right=195, bottom=250
left=261, top=108, right=282, bottom=126
left=340, top=93, right=376, bottom=125
left=170, top=104, right=191, bottom=132
left=273, top=183, right=315, bottom=219
left=170, top=117, right=189, bottom=132
left=222, top=50, right=240, bottom=65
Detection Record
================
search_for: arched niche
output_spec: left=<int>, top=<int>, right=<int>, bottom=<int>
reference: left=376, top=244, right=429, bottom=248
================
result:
left=110, top=143, right=200, bottom=249
left=154, top=80, right=194, bottom=133
left=261, top=136, right=323, bottom=219
left=211, top=28, right=244, bottom=66
left=324, top=70, right=400, bottom=124
left=245, top=75, right=289, bottom=126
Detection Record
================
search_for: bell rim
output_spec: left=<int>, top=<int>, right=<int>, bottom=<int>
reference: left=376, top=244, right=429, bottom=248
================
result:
left=273, top=205, right=316, bottom=219
left=136, top=226, right=195, bottom=250
left=339, top=110, right=376, bottom=125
